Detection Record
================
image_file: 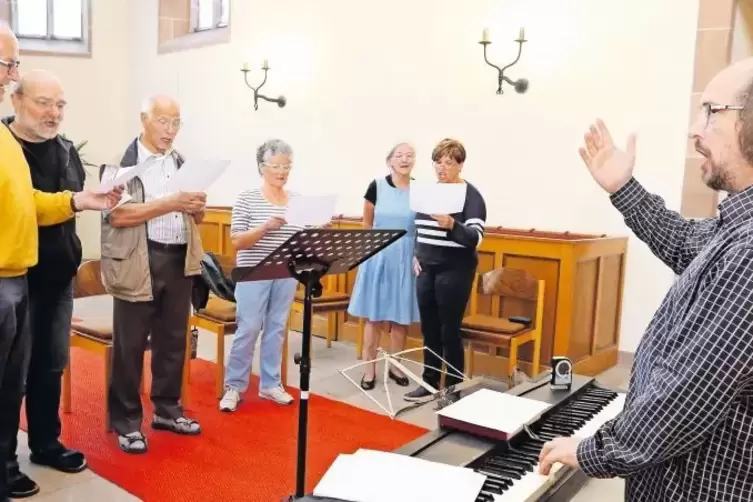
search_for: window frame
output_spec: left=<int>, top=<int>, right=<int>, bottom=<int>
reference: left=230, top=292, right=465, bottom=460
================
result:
left=10, top=0, right=91, bottom=57
left=159, top=0, right=230, bottom=55
left=190, top=0, right=227, bottom=33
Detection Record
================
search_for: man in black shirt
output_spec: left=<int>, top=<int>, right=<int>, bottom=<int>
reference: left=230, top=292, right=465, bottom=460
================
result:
left=2, top=70, right=87, bottom=498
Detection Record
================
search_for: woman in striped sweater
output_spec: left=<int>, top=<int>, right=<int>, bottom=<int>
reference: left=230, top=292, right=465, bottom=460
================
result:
left=404, top=138, right=487, bottom=403
left=219, top=139, right=302, bottom=412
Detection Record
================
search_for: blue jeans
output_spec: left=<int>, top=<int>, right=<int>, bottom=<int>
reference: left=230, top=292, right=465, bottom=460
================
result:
left=224, top=278, right=298, bottom=393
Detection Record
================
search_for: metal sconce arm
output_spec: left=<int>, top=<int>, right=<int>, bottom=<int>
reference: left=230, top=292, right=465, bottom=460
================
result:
left=480, top=32, right=529, bottom=95
left=241, top=66, right=287, bottom=110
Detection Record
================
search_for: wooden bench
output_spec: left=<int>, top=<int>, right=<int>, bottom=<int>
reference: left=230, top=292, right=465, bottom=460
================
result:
left=62, top=260, right=191, bottom=430
left=460, top=268, right=544, bottom=387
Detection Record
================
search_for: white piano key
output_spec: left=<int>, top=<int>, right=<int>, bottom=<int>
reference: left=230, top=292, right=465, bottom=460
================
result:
left=489, top=392, right=627, bottom=502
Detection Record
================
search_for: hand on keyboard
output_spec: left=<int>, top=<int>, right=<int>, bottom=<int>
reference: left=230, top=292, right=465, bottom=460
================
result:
left=538, top=436, right=582, bottom=475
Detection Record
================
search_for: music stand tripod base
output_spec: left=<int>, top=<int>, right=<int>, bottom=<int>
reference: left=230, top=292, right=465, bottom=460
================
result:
left=231, top=227, right=406, bottom=500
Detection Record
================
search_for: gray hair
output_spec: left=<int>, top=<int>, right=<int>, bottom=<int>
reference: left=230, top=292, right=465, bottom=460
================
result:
left=140, top=94, right=179, bottom=118
left=256, top=139, right=293, bottom=173
left=386, top=142, right=415, bottom=163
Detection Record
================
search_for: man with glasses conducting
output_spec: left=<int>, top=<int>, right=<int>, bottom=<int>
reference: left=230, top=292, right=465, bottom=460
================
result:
left=99, top=95, right=206, bottom=454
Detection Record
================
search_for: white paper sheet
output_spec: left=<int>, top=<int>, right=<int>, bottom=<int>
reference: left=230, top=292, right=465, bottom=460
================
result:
left=285, top=194, right=337, bottom=227
left=166, top=159, right=231, bottom=193
left=409, top=180, right=467, bottom=215
left=312, top=448, right=486, bottom=502
left=436, top=388, right=552, bottom=437
left=96, top=160, right=155, bottom=194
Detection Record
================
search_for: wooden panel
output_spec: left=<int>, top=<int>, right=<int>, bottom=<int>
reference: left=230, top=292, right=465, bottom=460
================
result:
left=198, top=223, right=220, bottom=254
left=569, top=259, right=598, bottom=363
left=593, top=255, right=622, bottom=351
left=197, top=208, right=629, bottom=378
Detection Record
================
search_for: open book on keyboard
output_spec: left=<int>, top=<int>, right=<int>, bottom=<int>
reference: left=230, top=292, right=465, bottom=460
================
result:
left=312, top=448, right=486, bottom=502
left=436, top=388, right=553, bottom=440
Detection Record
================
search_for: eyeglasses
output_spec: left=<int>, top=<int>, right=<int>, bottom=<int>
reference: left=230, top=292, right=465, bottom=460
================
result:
left=154, top=116, right=183, bottom=130
left=703, top=103, right=744, bottom=128
left=0, top=58, right=20, bottom=73
left=262, top=162, right=292, bottom=172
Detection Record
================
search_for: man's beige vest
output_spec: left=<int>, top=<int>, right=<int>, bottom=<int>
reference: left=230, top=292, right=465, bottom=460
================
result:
left=99, top=142, right=203, bottom=302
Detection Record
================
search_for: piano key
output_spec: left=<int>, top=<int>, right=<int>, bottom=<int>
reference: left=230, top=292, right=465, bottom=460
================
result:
left=471, top=387, right=627, bottom=501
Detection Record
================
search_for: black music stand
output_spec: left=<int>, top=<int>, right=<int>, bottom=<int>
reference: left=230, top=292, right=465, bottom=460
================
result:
left=231, top=227, right=406, bottom=500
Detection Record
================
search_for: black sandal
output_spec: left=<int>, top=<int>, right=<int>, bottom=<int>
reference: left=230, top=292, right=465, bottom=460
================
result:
left=360, top=375, right=376, bottom=390
left=152, top=415, right=201, bottom=435
left=117, top=432, right=148, bottom=454
left=388, top=370, right=409, bottom=387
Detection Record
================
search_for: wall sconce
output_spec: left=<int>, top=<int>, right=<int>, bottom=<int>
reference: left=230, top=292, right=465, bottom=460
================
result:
left=241, top=59, right=287, bottom=110
left=479, top=27, right=529, bottom=95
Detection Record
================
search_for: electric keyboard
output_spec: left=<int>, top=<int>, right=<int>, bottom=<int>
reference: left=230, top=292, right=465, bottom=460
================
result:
left=299, top=374, right=626, bottom=502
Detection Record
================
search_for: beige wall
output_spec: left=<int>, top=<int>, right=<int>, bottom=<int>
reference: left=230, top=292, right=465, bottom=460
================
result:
left=0, top=0, right=131, bottom=259
left=125, top=0, right=701, bottom=352
left=681, top=0, right=737, bottom=217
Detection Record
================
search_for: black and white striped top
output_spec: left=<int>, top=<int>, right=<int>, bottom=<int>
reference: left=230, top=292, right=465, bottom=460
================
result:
left=414, top=181, right=486, bottom=265
left=231, top=188, right=303, bottom=268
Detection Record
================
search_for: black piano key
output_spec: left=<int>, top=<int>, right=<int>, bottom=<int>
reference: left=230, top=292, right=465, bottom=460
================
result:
left=476, top=468, right=514, bottom=487
left=480, top=463, right=523, bottom=480
left=485, top=460, right=528, bottom=476
left=483, top=479, right=506, bottom=494
left=486, top=457, right=532, bottom=473
left=476, top=492, right=494, bottom=502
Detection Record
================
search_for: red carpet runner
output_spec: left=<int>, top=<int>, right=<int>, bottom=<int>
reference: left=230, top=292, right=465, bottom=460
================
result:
left=21, top=348, right=428, bottom=501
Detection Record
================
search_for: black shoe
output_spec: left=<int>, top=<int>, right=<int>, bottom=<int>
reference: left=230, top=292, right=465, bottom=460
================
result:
left=30, top=444, right=88, bottom=474
left=9, top=471, right=39, bottom=499
left=403, top=385, right=435, bottom=403
left=360, top=375, right=376, bottom=390
left=388, top=370, right=409, bottom=387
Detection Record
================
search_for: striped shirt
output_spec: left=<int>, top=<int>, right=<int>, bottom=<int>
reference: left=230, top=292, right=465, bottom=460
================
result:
left=231, top=188, right=303, bottom=268
left=414, top=181, right=486, bottom=265
left=136, top=140, right=186, bottom=244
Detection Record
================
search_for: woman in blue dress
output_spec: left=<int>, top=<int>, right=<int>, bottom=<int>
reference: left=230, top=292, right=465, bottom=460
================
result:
left=348, top=143, right=420, bottom=390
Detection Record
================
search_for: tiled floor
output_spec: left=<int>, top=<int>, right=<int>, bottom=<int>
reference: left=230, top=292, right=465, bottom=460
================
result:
left=18, top=303, right=629, bottom=501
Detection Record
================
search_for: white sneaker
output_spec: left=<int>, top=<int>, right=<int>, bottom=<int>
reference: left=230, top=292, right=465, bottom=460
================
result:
left=219, top=388, right=241, bottom=412
left=259, top=386, right=294, bottom=405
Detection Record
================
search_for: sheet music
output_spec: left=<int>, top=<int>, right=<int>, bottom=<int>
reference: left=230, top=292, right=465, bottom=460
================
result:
left=313, top=448, right=486, bottom=502
left=409, top=180, right=466, bottom=214
left=166, top=158, right=231, bottom=193
left=285, top=194, right=337, bottom=227
left=436, top=388, right=552, bottom=436
left=96, top=160, right=155, bottom=194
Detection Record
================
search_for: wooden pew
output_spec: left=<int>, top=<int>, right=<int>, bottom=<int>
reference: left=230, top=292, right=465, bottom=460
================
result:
left=196, top=207, right=628, bottom=379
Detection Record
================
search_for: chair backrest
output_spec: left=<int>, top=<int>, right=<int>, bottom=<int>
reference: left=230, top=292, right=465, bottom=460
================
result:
left=72, top=259, right=107, bottom=299
left=474, top=267, right=545, bottom=330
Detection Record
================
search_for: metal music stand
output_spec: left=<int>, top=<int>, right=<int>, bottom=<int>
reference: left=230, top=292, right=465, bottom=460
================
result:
left=231, top=227, right=406, bottom=501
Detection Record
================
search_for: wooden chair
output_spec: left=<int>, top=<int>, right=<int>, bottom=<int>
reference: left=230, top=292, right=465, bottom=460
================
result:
left=62, top=260, right=190, bottom=430
left=460, top=268, right=545, bottom=387
left=189, top=254, right=240, bottom=399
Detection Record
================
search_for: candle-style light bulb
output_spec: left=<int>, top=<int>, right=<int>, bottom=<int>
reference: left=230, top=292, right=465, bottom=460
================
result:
left=519, top=27, right=525, bottom=40
left=262, top=59, right=269, bottom=70
left=241, top=61, right=248, bottom=71
left=482, top=28, right=490, bottom=43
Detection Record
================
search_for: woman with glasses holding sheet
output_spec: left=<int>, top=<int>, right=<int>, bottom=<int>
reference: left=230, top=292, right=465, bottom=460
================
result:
left=403, top=138, right=487, bottom=404
left=219, top=139, right=301, bottom=412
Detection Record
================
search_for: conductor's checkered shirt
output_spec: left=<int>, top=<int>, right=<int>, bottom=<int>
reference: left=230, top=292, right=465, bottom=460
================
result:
left=576, top=178, right=753, bottom=502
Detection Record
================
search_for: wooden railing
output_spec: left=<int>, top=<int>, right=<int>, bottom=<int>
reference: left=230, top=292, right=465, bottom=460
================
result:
left=198, top=207, right=628, bottom=378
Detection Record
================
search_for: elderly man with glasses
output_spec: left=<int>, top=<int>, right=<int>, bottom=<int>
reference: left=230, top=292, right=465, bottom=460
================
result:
left=99, top=95, right=206, bottom=454
left=0, top=23, right=122, bottom=502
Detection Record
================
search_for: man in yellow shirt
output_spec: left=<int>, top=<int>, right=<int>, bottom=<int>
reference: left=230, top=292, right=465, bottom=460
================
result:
left=0, top=22, right=122, bottom=502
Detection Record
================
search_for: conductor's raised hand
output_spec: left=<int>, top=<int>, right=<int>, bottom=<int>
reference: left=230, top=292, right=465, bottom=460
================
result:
left=579, top=119, right=636, bottom=194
